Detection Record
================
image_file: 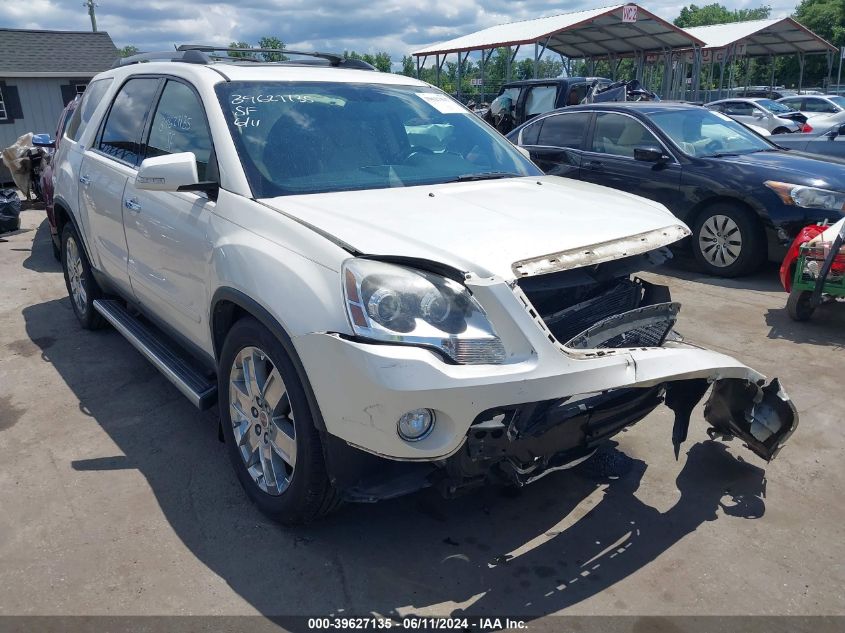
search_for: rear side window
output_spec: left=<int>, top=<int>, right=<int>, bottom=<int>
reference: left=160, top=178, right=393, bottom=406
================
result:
left=145, top=80, right=214, bottom=180
left=537, top=112, right=591, bottom=149
left=520, top=119, right=542, bottom=145
left=99, top=77, right=160, bottom=165
left=65, top=77, right=112, bottom=142
left=804, top=98, right=837, bottom=113
left=525, top=85, right=557, bottom=116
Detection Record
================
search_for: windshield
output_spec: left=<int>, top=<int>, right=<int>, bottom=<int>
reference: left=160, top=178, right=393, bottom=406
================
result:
left=758, top=99, right=796, bottom=114
left=647, top=108, right=774, bottom=157
left=215, top=81, right=540, bottom=197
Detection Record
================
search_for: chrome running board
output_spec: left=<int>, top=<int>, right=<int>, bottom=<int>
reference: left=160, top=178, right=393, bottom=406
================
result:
left=93, top=299, right=217, bottom=409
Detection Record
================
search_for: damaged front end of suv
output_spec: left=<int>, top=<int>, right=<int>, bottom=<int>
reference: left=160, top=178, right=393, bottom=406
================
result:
left=423, top=227, right=798, bottom=497
left=315, top=220, right=798, bottom=503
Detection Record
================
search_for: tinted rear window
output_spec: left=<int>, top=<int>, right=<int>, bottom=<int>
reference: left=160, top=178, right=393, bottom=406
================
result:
left=537, top=112, right=591, bottom=148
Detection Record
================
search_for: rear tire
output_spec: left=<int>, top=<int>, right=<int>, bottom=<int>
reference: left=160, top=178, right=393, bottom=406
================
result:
left=691, top=203, right=764, bottom=277
left=61, top=223, right=105, bottom=330
left=787, top=289, right=815, bottom=321
left=772, top=127, right=791, bottom=135
left=218, top=316, right=340, bottom=524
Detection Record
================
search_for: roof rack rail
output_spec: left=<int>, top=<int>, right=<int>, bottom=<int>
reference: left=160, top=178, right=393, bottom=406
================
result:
left=113, top=46, right=376, bottom=71
left=114, top=49, right=210, bottom=67
left=175, top=45, right=375, bottom=70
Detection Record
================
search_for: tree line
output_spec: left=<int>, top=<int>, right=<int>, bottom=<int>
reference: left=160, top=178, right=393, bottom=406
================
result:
left=117, top=0, right=845, bottom=96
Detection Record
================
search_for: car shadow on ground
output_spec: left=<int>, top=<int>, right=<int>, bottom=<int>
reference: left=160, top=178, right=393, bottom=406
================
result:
left=21, top=217, right=61, bottom=273
left=22, top=297, right=767, bottom=626
left=764, top=301, right=845, bottom=347
left=660, top=255, right=783, bottom=293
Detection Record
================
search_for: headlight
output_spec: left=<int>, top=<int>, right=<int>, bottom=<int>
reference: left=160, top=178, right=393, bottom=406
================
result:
left=342, top=259, right=506, bottom=364
left=765, top=181, right=845, bottom=212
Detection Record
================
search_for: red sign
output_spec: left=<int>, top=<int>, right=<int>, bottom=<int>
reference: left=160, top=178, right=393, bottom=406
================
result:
left=622, top=5, right=638, bottom=22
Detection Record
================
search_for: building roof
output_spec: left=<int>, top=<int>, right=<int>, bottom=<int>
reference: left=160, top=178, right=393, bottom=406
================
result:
left=684, top=17, right=836, bottom=55
left=0, top=28, right=119, bottom=77
left=412, top=4, right=705, bottom=58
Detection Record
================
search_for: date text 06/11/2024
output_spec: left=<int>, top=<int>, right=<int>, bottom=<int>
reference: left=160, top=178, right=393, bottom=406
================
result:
left=306, top=617, right=528, bottom=630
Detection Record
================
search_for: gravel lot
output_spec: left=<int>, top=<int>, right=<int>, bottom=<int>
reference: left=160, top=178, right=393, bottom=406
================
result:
left=1, top=207, right=844, bottom=627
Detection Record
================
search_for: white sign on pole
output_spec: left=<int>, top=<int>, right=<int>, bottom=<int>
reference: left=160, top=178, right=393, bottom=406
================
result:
left=470, top=78, right=483, bottom=86
left=841, top=46, right=845, bottom=59
left=622, top=5, right=638, bottom=22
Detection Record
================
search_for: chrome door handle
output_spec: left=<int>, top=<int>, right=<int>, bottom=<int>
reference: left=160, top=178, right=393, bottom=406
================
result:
left=124, top=198, right=142, bottom=212
left=79, top=175, right=91, bottom=185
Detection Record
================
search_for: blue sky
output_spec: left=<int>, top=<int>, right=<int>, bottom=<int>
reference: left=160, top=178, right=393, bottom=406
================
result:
left=6, top=0, right=797, bottom=64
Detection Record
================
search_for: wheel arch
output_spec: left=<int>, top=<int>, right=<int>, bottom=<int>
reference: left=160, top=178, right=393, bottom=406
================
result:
left=210, top=287, right=328, bottom=434
left=52, top=196, right=95, bottom=262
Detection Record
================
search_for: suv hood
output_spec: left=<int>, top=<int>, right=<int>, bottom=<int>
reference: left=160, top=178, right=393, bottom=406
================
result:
left=260, top=176, right=688, bottom=279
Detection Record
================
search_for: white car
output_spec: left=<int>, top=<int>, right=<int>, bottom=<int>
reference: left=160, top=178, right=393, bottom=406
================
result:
left=705, top=98, right=804, bottom=134
left=777, top=94, right=845, bottom=132
left=49, top=46, right=798, bottom=524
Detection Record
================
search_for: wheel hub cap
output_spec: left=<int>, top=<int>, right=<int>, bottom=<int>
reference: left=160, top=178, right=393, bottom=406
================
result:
left=699, top=214, right=742, bottom=268
left=229, top=346, right=296, bottom=496
left=66, top=237, right=87, bottom=313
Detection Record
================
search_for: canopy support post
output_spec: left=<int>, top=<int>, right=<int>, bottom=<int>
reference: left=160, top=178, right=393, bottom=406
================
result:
left=507, top=45, right=519, bottom=82
left=434, top=55, right=440, bottom=87
left=415, top=56, right=421, bottom=80
left=692, top=45, right=702, bottom=102
left=769, top=54, right=775, bottom=92
left=798, top=52, right=805, bottom=93
left=742, top=55, right=751, bottom=97
left=827, top=51, right=833, bottom=91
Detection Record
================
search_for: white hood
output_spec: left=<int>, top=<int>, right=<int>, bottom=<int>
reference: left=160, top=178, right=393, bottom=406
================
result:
left=260, top=176, right=689, bottom=280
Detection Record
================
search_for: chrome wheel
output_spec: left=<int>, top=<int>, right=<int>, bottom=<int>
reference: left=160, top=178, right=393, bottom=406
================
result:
left=65, top=236, right=87, bottom=314
left=229, top=346, right=296, bottom=496
left=698, top=214, right=742, bottom=268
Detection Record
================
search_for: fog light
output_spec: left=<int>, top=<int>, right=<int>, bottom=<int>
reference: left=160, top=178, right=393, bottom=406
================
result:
left=397, top=408, right=435, bottom=441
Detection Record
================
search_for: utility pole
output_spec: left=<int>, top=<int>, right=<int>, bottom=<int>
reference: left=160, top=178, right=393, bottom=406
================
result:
left=84, top=0, right=98, bottom=32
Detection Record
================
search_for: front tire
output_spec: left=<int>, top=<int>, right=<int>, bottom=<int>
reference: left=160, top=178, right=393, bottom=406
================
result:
left=691, top=203, right=763, bottom=277
left=218, top=317, right=339, bottom=524
left=61, top=223, right=105, bottom=329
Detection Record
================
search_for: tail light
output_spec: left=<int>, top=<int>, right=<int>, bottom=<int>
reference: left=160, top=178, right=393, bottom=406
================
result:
left=802, top=123, right=813, bottom=133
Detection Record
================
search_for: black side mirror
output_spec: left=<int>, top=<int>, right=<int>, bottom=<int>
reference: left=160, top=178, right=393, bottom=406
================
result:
left=634, top=146, right=667, bottom=162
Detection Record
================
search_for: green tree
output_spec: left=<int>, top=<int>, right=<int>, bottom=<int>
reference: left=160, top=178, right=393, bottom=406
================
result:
left=674, top=3, right=771, bottom=27
left=118, top=45, right=139, bottom=58
left=344, top=50, right=392, bottom=72
left=400, top=55, right=416, bottom=76
left=257, top=36, right=287, bottom=62
left=228, top=41, right=256, bottom=59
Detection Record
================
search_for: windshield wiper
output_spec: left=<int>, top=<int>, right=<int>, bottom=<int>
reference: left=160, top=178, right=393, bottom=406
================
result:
left=448, top=171, right=520, bottom=183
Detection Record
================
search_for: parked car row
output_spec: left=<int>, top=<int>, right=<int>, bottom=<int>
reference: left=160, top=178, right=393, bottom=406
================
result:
left=38, top=47, right=798, bottom=524
left=507, top=101, right=845, bottom=277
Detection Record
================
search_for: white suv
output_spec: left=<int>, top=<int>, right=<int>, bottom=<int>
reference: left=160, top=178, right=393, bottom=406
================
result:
left=50, top=47, right=797, bottom=524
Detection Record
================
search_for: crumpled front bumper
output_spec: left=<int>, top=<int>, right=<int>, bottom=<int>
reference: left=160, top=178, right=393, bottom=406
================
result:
left=293, top=330, right=798, bottom=464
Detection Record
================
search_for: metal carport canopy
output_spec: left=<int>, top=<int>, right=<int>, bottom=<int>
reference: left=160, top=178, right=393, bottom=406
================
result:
left=683, top=17, right=837, bottom=56
left=411, top=4, right=705, bottom=59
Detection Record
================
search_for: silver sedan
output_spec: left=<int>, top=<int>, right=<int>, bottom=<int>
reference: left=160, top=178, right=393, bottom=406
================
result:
left=705, top=98, right=804, bottom=134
